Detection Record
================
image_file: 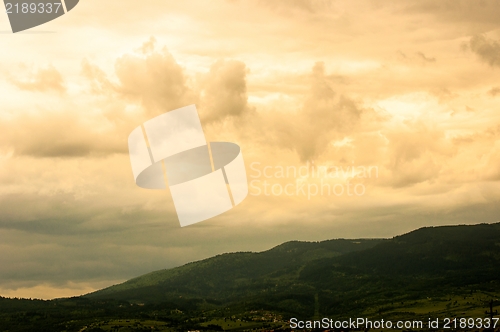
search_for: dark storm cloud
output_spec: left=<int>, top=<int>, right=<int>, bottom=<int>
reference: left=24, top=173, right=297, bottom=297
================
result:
left=0, top=192, right=174, bottom=235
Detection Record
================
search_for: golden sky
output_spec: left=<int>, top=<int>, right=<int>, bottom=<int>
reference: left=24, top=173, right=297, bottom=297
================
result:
left=1, top=0, right=500, bottom=299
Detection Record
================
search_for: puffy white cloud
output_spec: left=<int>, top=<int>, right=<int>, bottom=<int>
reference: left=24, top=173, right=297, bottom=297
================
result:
left=8, top=65, right=65, bottom=93
left=200, top=59, right=250, bottom=122
left=114, top=39, right=196, bottom=116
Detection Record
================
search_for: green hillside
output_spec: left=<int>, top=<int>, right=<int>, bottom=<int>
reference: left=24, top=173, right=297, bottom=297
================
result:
left=86, top=238, right=384, bottom=304
left=1, top=223, right=500, bottom=331
left=84, top=223, right=500, bottom=320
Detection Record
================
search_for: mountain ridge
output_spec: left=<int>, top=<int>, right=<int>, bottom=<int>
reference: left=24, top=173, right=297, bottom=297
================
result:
left=86, top=237, right=384, bottom=302
left=2, top=222, right=500, bottom=331
left=84, top=222, right=500, bottom=318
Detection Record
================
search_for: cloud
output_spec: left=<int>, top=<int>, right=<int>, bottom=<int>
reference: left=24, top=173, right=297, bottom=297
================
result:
left=9, top=65, right=65, bottom=93
left=0, top=112, right=126, bottom=158
left=402, top=0, right=500, bottom=27
left=258, top=0, right=334, bottom=14
left=488, top=86, right=500, bottom=96
left=0, top=38, right=209, bottom=160
left=416, top=52, right=436, bottom=63
left=114, top=41, right=195, bottom=116
left=81, top=59, right=114, bottom=95
left=82, top=40, right=252, bottom=125
left=200, top=60, right=250, bottom=122
left=3, top=1, right=500, bottom=299
left=469, top=34, right=500, bottom=67
left=259, top=62, right=365, bottom=162
left=384, top=124, right=452, bottom=188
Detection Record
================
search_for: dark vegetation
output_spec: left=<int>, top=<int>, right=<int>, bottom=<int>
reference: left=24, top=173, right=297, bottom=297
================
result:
left=1, top=223, right=500, bottom=331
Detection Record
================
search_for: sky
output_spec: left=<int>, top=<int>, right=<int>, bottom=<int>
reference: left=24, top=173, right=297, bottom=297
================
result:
left=1, top=0, right=500, bottom=299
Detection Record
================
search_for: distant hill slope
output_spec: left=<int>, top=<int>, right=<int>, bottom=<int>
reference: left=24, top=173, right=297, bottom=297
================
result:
left=86, top=238, right=383, bottom=304
left=1, top=222, right=500, bottom=332
left=84, top=223, right=500, bottom=318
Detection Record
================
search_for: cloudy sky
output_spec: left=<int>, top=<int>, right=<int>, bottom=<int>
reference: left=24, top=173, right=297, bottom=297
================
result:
left=1, top=0, right=500, bottom=299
